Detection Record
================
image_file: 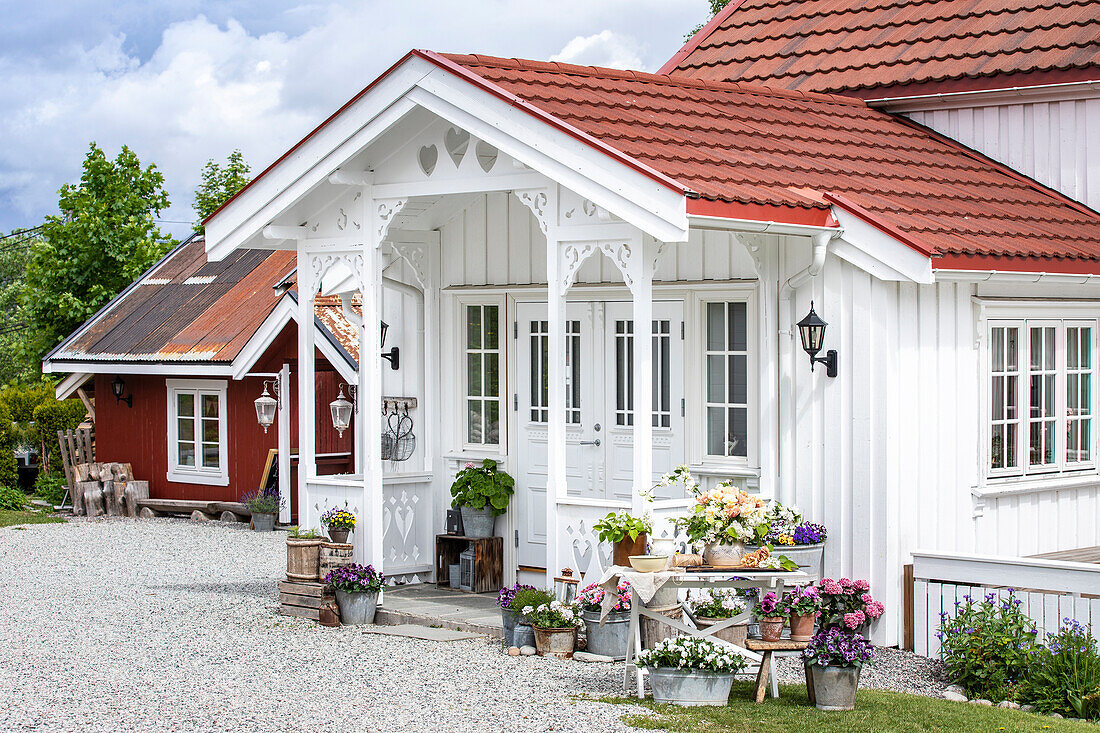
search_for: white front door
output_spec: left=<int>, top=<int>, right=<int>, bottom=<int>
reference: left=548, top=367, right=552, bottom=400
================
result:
left=514, top=300, right=684, bottom=568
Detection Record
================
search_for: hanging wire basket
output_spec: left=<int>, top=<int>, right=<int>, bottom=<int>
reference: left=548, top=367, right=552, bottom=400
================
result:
left=385, top=405, right=415, bottom=462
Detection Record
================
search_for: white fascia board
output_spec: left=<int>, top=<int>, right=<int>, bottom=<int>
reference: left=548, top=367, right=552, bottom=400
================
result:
left=687, top=214, right=840, bottom=238
left=319, top=334, right=358, bottom=384
left=42, top=361, right=236, bottom=377
left=872, top=80, right=1100, bottom=113
left=829, top=207, right=934, bottom=284
left=409, top=73, right=688, bottom=243
left=204, top=59, right=434, bottom=260
left=55, top=372, right=92, bottom=400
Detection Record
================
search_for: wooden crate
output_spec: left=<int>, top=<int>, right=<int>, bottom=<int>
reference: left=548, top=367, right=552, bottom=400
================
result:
left=435, top=535, right=503, bottom=593
left=278, top=580, right=334, bottom=621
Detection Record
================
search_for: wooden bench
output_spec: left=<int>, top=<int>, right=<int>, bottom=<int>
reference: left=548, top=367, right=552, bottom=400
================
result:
left=744, top=638, right=813, bottom=704
left=135, top=499, right=250, bottom=523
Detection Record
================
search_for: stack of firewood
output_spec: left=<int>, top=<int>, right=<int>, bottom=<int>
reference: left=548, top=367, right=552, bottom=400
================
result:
left=71, top=462, right=149, bottom=518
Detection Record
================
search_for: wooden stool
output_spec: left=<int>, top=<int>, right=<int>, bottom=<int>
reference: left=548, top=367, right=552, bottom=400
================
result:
left=744, top=639, right=811, bottom=704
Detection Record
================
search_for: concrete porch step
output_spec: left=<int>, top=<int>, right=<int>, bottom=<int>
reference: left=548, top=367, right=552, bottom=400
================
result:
left=374, top=606, right=503, bottom=639
left=376, top=583, right=504, bottom=639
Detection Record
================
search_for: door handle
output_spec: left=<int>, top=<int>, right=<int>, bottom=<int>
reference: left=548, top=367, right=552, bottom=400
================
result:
left=579, top=439, right=601, bottom=446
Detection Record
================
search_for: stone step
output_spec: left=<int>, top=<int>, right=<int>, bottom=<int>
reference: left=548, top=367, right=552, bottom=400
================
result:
left=374, top=606, right=503, bottom=639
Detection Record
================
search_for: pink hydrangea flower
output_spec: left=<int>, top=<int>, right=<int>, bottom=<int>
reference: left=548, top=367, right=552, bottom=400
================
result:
left=866, top=601, right=885, bottom=619
left=855, top=579, right=871, bottom=591
left=839, top=578, right=854, bottom=590
left=820, top=579, right=843, bottom=595
left=861, top=593, right=873, bottom=603
left=844, top=610, right=866, bottom=629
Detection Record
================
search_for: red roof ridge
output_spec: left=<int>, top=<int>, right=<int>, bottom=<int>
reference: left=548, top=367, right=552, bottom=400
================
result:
left=659, top=0, right=750, bottom=75
left=438, top=52, right=869, bottom=108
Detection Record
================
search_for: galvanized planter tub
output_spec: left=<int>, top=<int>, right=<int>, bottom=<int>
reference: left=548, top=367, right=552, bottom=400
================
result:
left=252, top=512, right=276, bottom=532
left=582, top=609, right=630, bottom=660
left=533, top=627, right=576, bottom=658
left=459, top=506, right=495, bottom=538
left=513, top=623, right=535, bottom=648
left=501, top=607, right=521, bottom=647
left=335, top=589, right=379, bottom=625
left=809, top=664, right=860, bottom=711
left=646, top=668, right=734, bottom=706
left=747, top=542, right=826, bottom=580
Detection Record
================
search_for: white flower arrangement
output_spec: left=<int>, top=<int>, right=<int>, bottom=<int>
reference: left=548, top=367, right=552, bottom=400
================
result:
left=636, top=636, right=748, bottom=674
left=523, top=599, right=583, bottom=629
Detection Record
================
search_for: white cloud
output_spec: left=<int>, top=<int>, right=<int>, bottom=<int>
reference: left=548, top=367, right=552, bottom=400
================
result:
left=0, top=1, right=705, bottom=235
left=550, top=30, right=644, bottom=70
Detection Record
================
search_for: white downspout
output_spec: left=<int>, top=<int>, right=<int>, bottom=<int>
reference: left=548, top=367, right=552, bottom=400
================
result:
left=777, top=231, right=835, bottom=506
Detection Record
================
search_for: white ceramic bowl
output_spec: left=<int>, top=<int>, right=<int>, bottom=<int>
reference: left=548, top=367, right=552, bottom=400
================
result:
left=628, top=554, right=669, bottom=573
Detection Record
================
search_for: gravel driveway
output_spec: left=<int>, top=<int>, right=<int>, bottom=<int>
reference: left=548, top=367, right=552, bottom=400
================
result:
left=0, top=519, right=637, bottom=733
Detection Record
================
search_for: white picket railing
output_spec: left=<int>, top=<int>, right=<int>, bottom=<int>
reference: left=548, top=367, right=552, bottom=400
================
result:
left=912, top=551, right=1100, bottom=658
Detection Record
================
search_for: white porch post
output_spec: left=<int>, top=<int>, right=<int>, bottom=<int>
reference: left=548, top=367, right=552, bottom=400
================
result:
left=545, top=223, right=566, bottom=587
left=277, top=361, right=292, bottom=524
left=296, top=249, right=317, bottom=529
left=630, top=255, right=654, bottom=514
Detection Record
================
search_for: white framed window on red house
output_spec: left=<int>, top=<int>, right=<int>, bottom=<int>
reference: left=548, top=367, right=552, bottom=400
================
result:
left=166, top=379, right=229, bottom=486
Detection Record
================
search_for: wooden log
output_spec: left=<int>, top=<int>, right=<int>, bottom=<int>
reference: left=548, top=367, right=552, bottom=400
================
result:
left=80, top=481, right=105, bottom=518
left=102, top=480, right=124, bottom=517
left=121, top=481, right=149, bottom=518
left=139, top=507, right=160, bottom=519
left=190, top=510, right=212, bottom=522
left=210, top=501, right=251, bottom=517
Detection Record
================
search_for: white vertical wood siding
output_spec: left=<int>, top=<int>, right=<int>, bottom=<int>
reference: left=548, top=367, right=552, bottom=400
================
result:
left=903, top=97, right=1100, bottom=210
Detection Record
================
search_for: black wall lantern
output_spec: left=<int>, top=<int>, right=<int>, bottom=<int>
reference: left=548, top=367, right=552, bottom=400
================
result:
left=110, top=376, right=133, bottom=407
left=380, top=320, right=399, bottom=371
left=796, top=302, right=838, bottom=378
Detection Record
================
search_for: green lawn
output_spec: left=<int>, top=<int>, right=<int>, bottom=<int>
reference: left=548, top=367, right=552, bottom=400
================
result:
left=607, top=681, right=1092, bottom=733
left=0, top=507, right=66, bottom=529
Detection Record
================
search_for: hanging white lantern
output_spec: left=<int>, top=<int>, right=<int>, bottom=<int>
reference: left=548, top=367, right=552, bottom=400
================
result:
left=330, top=385, right=354, bottom=437
left=254, top=383, right=278, bottom=434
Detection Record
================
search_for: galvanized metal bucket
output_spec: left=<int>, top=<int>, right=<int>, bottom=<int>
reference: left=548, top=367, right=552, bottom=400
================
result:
left=647, top=668, right=734, bottom=706
left=459, top=506, right=495, bottom=538
left=335, top=589, right=379, bottom=625
left=513, top=623, right=535, bottom=648
left=252, top=512, right=276, bottom=532
left=582, top=610, right=630, bottom=660
left=809, top=664, right=860, bottom=711
left=501, top=608, right=521, bottom=647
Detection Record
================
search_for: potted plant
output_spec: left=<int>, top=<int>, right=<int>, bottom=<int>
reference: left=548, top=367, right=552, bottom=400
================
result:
left=321, top=507, right=356, bottom=544
left=450, top=459, right=514, bottom=538
left=802, top=627, right=875, bottom=710
left=817, top=578, right=885, bottom=634
left=754, top=591, right=785, bottom=641
left=497, top=582, right=536, bottom=647
left=757, top=501, right=828, bottom=579
left=686, top=589, right=749, bottom=647
left=241, top=486, right=282, bottom=531
left=577, top=580, right=632, bottom=660
left=636, top=636, right=748, bottom=706
left=674, top=481, right=768, bottom=567
left=325, top=563, right=385, bottom=625
left=780, top=585, right=820, bottom=642
left=593, top=511, right=652, bottom=566
left=511, top=587, right=553, bottom=648
left=522, top=599, right=582, bottom=658
left=286, top=526, right=323, bottom=581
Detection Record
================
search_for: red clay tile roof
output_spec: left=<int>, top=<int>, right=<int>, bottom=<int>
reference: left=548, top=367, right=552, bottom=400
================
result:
left=661, top=0, right=1100, bottom=96
left=436, top=52, right=1100, bottom=271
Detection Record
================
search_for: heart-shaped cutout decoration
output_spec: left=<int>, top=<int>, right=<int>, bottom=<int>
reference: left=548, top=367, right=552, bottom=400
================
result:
left=418, top=144, right=438, bottom=176
left=475, top=141, right=498, bottom=173
left=444, top=127, right=470, bottom=167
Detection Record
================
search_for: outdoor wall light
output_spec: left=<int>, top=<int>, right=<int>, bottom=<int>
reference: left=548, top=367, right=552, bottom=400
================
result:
left=110, top=376, right=133, bottom=408
left=796, top=301, right=838, bottom=378
left=253, top=377, right=280, bottom=434
left=380, top=320, right=399, bottom=371
left=330, top=383, right=357, bottom=438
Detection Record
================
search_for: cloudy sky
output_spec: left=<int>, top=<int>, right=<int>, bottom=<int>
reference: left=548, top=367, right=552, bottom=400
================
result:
left=0, top=1, right=710, bottom=238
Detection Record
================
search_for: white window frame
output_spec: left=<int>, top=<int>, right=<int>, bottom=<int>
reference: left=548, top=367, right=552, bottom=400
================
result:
left=983, top=309, right=1099, bottom=484
left=166, top=379, right=229, bottom=486
left=689, top=289, right=759, bottom=470
left=455, top=296, right=506, bottom=452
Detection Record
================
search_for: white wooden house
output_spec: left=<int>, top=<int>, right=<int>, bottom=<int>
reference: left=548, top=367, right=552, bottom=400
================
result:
left=197, top=14, right=1100, bottom=647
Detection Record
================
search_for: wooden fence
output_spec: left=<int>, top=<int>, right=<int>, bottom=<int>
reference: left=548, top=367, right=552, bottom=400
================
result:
left=911, top=551, right=1100, bottom=658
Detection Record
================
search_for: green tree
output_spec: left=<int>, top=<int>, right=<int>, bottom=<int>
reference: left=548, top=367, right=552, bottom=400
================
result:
left=22, top=143, right=175, bottom=360
left=193, top=150, right=251, bottom=230
left=0, top=228, right=39, bottom=385
left=686, top=0, right=732, bottom=40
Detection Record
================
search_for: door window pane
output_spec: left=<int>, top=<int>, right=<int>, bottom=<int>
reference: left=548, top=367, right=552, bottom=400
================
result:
left=613, top=319, right=672, bottom=428
left=705, top=302, right=749, bottom=458
left=530, top=320, right=549, bottom=423
left=465, top=305, right=500, bottom=445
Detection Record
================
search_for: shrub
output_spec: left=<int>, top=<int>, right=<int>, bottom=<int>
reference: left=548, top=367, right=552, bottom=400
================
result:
left=34, top=470, right=67, bottom=506
left=511, top=587, right=554, bottom=616
left=450, top=459, right=514, bottom=516
left=937, top=589, right=1039, bottom=700
left=1018, top=619, right=1100, bottom=719
left=0, top=484, right=26, bottom=510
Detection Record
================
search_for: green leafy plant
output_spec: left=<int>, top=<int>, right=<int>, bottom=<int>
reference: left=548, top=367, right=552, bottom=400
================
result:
left=937, top=590, right=1039, bottom=701
left=593, top=511, right=651, bottom=543
left=1019, top=619, right=1100, bottom=719
left=450, top=459, right=514, bottom=516
left=193, top=150, right=251, bottom=230
left=287, top=526, right=319, bottom=539
left=34, top=470, right=67, bottom=507
left=511, top=587, right=554, bottom=616
left=0, top=484, right=26, bottom=511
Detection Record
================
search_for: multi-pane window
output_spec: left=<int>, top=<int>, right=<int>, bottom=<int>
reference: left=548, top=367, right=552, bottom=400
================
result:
left=614, top=319, right=672, bottom=428
left=529, top=319, right=581, bottom=425
left=465, top=304, right=500, bottom=446
left=705, top=302, right=748, bottom=458
left=167, top=380, right=227, bottom=485
left=989, top=319, right=1095, bottom=477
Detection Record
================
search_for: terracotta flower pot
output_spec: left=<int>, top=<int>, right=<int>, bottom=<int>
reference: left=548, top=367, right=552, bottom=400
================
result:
left=533, top=627, right=577, bottom=659
left=758, top=616, right=785, bottom=642
left=789, top=612, right=816, bottom=642
left=613, top=534, right=647, bottom=567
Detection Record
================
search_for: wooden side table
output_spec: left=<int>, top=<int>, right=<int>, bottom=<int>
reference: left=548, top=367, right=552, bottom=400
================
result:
left=744, top=639, right=812, bottom=704
left=435, top=535, right=503, bottom=593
